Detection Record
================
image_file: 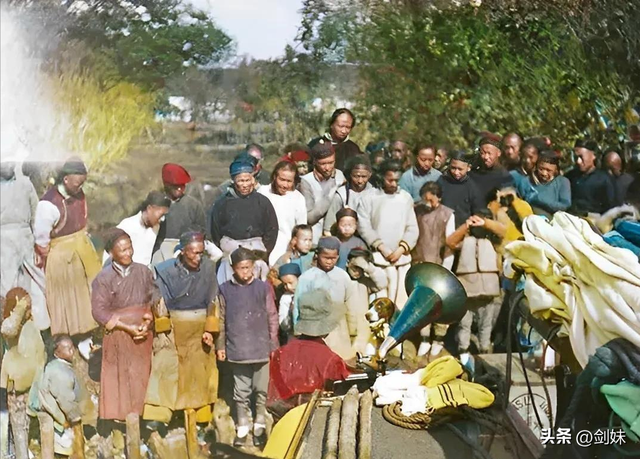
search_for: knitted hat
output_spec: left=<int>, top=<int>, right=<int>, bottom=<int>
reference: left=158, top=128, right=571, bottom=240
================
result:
left=310, top=139, right=335, bottom=160
left=60, top=157, right=87, bottom=176
left=419, top=356, right=464, bottom=388
left=317, top=236, right=340, bottom=252
left=294, top=289, right=342, bottom=337
left=278, top=263, right=301, bottom=278
left=601, top=381, right=640, bottom=441
left=162, top=163, right=191, bottom=186
left=230, top=247, right=255, bottom=265
left=336, top=207, right=358, bottom=222
left=425, top=379, right=495, bottom=410
left=479, top=134, right=502, bottom=150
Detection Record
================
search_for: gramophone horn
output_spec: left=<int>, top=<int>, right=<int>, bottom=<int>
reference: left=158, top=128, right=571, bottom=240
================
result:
left=378, top=262, right=467, bottom=359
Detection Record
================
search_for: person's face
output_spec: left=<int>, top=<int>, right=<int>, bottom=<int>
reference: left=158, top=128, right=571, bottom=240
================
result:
left=536, top=161, right=558, bottom=184
left=111, top=237, right=134, bottom=267
left=280, top=274, right=298, bottom=293
left=574, top=148, right=596, bottom=173
left=63, top=174, right=86, bottom=197
left=234, top=172, right=255, bottom=196
left=604, top=153, right=623, bottom=177
left=232, top=260, right=255, bottom=283
left=416, top=148, right=435, bottom=172
left=421, top=191, right=441, bottom=210
left=434, top=149, right=448, bottom=170
left=347, top=259, right=364, bottom=280
left=349, top=167, right=371, bottom=192
left=448, top=159, right=470, bottom=181
left=502, top=136, right=521, bottom=165
left=317, top=249, right=339, bottom=272
left=248, top=148, right=263, bottom=164
left=145, top=205, right=169, bottom=227
left=522, top=147, right=539, bottom=174
left=337, top=216, right=357, bottom=239
left=390, top=142, right=407, bottom=161
left=55, top=339, right=75, bottom=362
left=330, top=113, right=354, bottom=142
left=372, top=152, right=385, bottom=167
left=293, top=230, right=313, bottom=254
left=382, top=170, right=401, bottom=194
left=165, top=184, right=185, bottom=200
left=182, top=241, right=204, bottom=270
left=275, top=168, right=296, bottom=195
left=480, top=144, right=501, bottom=169
left=295, top=161, right=309, bottom=176
left=314, top=154, right=336, bottom=179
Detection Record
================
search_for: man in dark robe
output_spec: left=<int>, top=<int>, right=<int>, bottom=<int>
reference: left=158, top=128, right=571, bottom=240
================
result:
left=144, top=232, right=220, bottom=426
left=91, top=228, right=157, bottom=421
left=309, top=108, right=363, bottom=171
left=209, top=158, right=278, bottom=283
left=469, top=136, right=515, bottom=208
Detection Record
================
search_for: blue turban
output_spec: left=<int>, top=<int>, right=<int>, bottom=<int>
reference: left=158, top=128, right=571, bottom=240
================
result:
left=230, top=159, right=255, bottom=178
left=278, top=263, right=301, bottom=278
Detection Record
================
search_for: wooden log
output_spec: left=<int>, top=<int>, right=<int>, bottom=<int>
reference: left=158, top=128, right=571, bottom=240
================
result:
left=322, top=398, right=342, bottom=459
left=185, top=409, right=199, bottom=459
left=70, top=422, right=85, bottom=459
left=7, top=391, right=29, bottom=459
left=125, top=413, right=141, bottom=459
left=357, top=390, right=372, bottom=459
left=37, top=412, right=55, bottom=459
left=338, top=386, right=359, bottom=459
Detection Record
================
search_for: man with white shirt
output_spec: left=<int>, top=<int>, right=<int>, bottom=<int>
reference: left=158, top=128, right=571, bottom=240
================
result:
left=299, top=140, right=345, bottom=244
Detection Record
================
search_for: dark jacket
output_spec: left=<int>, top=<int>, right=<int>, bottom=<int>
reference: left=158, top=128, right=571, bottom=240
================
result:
left=209, top=189, right=279, bottom=255
left=469, top=166, right=515, bottom=207
left=437, top=173, right=484, bottom=227
left=217, top=278, right=279, bottom=363
left=155, top=257, right=218, bottom=311
left=565, top=168, right=616, bottom=214
left=309, top=136, right=362, bottom=171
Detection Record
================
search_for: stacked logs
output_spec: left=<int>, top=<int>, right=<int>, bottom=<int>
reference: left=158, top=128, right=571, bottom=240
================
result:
left=322, top=387, right=373, bottom=459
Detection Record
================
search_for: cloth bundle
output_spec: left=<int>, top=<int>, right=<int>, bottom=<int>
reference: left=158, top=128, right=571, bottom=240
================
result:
left=504, top=212, right=640, bottom=368
left=373, top=356, right=495, bottom=415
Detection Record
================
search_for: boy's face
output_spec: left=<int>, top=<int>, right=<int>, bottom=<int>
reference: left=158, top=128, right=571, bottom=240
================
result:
left=448, top=159, right=469, bottom=181
left=293, top=229, right=313, bottom=254
left=280, top=274, right=298, bottom=293
left=337, top=216, right=357, bottom=239
left=317, top=249, right=339, bottom=272
left=382, top=170, right=401, bottom=194
left=420, top=191, right=441, bottom=211
left=232, top=260, right=255, bottom=283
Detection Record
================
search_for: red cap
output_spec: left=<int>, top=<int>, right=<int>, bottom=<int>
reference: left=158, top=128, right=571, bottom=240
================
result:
left=162, top=163, right=192, bottom=186
left=290, top=150, right=311, bottom=162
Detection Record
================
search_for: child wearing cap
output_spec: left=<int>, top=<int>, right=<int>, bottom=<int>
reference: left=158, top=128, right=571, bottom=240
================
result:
left=276, top=263, right=301, bottom=341
left=333, top=208, right=366, bottom=270
left=216, top=247, right=279, bottom=448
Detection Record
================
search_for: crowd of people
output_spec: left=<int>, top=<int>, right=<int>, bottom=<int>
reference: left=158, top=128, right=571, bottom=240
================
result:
left=1, top=107, right=639, bottom=456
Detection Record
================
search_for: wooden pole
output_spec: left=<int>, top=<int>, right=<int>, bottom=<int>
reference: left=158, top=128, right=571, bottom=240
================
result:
left=322, top=398, right=342, bottom=459
left=125, top=413, right=141, bottom=459
left=37, top=412, right=55, bottom=459
left=338, top=386, right=359, bottom=459
left=185, top=409, right=198, bottom=459
left=357, top=390, right=372, bottom=459
left=70, top=422, right=85, bottom=459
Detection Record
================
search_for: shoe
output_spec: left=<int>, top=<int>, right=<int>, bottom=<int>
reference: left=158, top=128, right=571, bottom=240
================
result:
left=233, top=434, right=248, bottom=447
left=252, top=427, right=267, bottom=447
left=417, top=341, right=432, bottom=357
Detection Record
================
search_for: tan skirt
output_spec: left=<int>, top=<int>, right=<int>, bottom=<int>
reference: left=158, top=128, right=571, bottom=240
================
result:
left=46, top=230, right=101, bottom=336
left=144, top=309, right=218, bottom=420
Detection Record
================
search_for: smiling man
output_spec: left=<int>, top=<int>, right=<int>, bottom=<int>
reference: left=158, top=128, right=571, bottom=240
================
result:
left=469, top=136, right=515, bottom=207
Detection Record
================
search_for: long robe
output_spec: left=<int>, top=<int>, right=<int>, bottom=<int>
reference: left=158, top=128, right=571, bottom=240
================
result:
left=91, top=263, right=157, bottom=420
left=0, top=173, right=49, bottom=329
left=144, top=257, right=219, bottom=423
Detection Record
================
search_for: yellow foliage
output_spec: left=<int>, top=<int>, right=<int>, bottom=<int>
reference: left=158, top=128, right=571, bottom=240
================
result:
left=53, top=71, right=155, bottom=172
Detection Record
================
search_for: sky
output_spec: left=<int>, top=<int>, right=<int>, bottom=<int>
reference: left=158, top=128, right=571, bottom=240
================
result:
left=187, top=0, right=304, bottom=60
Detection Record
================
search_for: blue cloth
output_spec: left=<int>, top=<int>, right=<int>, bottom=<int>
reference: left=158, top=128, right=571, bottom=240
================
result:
left=155, top=257, right=218, bottom=311
left=530, top=176, right=572, bottom=214
left=337, top=235, right=366, bottom=270
left=399, top=167, right=442, bottom=202
left=289, top=252, right=314, bottom=273
left=616, top=220, right=640, bottom=247
left=510, top=170, right=536, bottom=201
left=603, top=231, right=640, bottom=258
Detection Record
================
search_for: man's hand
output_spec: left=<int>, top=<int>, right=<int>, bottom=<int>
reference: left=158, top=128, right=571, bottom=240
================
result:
left=378, top=244, right=392, bottom=259
left=34, top=244, right=49, bottom=269
left=467, top=215, right=486, bottom=227
left=202, top=332, right=214, bottom=347
left=386, top=247, right=405, bottom=264
left=216, top=349, right=226, bottom=361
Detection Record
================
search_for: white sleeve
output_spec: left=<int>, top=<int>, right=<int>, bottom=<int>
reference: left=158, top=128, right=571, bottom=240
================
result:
left=295, top=192, right=308, bottom=225
left=34, top=201, right=61, bottom=247
left=442, top=213, right=456, bottom=270
left=204, top=240, right=223, bottom=263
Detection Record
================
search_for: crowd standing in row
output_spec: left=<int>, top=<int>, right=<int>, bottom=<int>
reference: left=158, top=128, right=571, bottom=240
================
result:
left=1, top=107, right=639, bottom=456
